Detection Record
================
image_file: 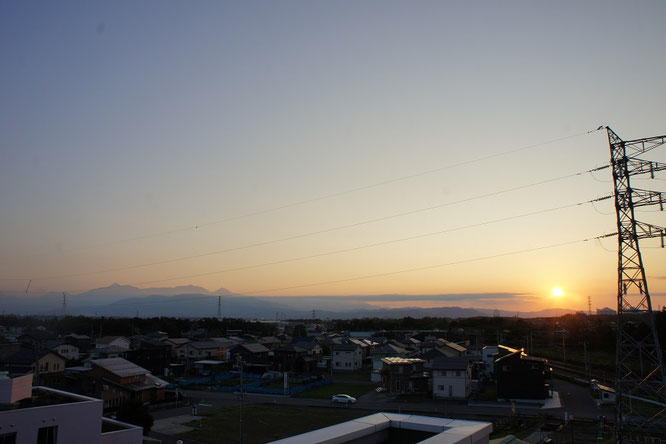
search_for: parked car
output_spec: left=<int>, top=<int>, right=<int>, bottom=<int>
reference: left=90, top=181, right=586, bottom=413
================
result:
left=331, top=394, right=356, bottom=404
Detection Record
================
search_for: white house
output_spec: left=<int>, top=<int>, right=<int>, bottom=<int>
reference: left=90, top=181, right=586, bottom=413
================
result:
left=432, top=357, right=473, bottom=400
left=50, top=343, right=79, bottom=361
left=331, top=343, right=363, bottom=371
left=482, top=345, right=499, bottom=376
left=0, top=374, right=142, bottom=444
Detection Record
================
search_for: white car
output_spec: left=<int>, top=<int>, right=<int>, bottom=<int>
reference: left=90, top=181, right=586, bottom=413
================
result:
left=331, top=394, right=356, bottom=404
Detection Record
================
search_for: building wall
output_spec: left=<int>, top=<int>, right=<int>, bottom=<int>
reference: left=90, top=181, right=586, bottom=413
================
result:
left=0, top=388, right=103, bottom=444
left=432, top=368, right=470, bottom=399
left=37, top=353, right=65, bottom=374
left=481, top=346, right=498, bottom=376
left=496, top=356, right=548, bottom=400
left=0, top=374, right=33, bottom=404
left=101, top=421, right=143, bottom=444
left=333, top=349, right=362, bottom=370
left=52, top=344, right=79, bottom=361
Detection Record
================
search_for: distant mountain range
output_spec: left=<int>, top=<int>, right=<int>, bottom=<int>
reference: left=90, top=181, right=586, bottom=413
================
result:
left=0, top=284, right=577, bottom=319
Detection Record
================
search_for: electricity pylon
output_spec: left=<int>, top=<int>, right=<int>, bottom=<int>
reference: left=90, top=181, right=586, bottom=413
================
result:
left=607, top=126, right=666, bottom=441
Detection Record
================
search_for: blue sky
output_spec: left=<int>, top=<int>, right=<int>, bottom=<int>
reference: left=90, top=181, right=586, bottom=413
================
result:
left=1, top=1, right=666, bottom=311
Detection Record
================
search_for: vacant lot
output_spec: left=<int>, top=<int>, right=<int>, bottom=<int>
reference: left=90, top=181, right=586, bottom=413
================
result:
left=178, top=405, right=369, bottom=443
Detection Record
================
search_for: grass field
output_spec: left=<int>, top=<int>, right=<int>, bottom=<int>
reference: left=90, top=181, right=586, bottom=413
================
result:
left=292, top=382, right=376, bottom=399
left=178, top=405, right=369, bottom=444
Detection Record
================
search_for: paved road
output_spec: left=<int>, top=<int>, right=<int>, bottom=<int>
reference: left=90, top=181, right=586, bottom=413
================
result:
left=552, top=377, right=610, bottom=420
left=151, top=386, right=563, bottom=423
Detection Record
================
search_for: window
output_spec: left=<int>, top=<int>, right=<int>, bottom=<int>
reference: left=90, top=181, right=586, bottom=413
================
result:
left=456, top=370, right=461, bottom=377
left=448, top=386, right=453, bottom=397
left=0, top=432, right=17, bottom=444
left=37, top=426, right=58, bottom=444
left=437, top=385, right=444, bottom=391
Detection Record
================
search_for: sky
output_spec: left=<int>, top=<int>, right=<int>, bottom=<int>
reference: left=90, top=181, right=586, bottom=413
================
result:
left=1, top=1, right=666, bottom=313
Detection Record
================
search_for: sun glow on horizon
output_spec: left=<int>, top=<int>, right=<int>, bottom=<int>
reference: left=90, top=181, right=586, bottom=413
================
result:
left=552, top=287, right=565, bottom=297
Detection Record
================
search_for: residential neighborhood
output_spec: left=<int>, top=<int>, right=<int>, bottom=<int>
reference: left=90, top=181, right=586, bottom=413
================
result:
left=0, top=313, right=620, bottom=443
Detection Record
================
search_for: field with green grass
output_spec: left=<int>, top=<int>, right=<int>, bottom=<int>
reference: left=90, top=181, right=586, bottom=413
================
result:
left=178, top=405, right=369, bottom=444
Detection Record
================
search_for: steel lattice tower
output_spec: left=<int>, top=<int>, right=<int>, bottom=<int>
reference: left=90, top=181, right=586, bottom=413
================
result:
left=607, top=127, right=666, bottom=441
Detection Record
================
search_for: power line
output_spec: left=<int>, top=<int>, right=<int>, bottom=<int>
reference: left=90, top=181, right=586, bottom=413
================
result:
left=124, top=195, right=611, bottom=287
left=2, top=164, right=610, bottom=283
left=241, top=234, right=615, bottom=295
left=22, top=127, right=604, bottom=258
left=83, top=232, right=615, bottom=309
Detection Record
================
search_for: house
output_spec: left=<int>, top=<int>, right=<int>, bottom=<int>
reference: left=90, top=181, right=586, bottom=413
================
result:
left=0, top=374, right=142, bottom=444
left=88, top=346, right=129, bottom=360
left=162, top=337, right=191, bottom=358
left=0, top=349, right=38, bottom=375
left=258, top=336, right=283, bottom=351
left=371, top=343, right=409, bottom=382
left=331, top=343, right=362, bottom=371
left=175, top=341, right=226, bottom=362
left=417, top=347, right=451, bottom=370
left=50, top=342, right=80, bottom=361
left=437, top=339, right=467, bottom=357
left=126, top=339, right=172, bottom=376
left=88, top=358, right=168, bottom=408
left=274, top=345, right=315, bottom=373
left=495, top=350, right=551, bottom=401
left=0, top=349, right=66, bottom=383
left=65, top=333, right=92, bottom=350
left=291, top=340, right=323, bottom=359
left=464, top=343, right=484, bottom=359
left=380, top=357, right=428, bottom=394
left=481, top=345, right=499, bottom=377
left=95, top=336, right=131, bottom=350
left=36, top=351, right=67, bottom=376
left=18, top=331, right=56, bottom=352
left=432, top=357, right=473, bottom=400
left=228, top=343, right=272, bottom=373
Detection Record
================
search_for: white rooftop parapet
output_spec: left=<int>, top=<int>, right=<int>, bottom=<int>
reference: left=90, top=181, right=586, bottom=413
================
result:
left=268, top=412, right=492, bottom=444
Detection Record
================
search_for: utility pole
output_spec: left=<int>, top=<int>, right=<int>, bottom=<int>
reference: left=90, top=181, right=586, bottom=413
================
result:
left=237, top=356, right=244, bottom=444
left=607, top=127, right=666, bottom=441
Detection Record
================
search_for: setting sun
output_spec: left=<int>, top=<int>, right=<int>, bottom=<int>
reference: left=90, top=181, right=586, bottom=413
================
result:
left=552, top=287, right=565, bottom=297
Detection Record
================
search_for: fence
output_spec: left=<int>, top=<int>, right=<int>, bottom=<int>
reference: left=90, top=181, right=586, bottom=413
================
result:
left=171, top=372, right=332, bottom=395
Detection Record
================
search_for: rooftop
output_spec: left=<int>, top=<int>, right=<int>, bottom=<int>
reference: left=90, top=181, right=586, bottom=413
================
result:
left=268, top=412, right=492, bottom=444
left=92, top=358, right=148, bottom=377
left=0, top=386, right=97, bottom=412
left=381, top=357, right=425, bottom=365
left=432, top=357, right=472, bottom=370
